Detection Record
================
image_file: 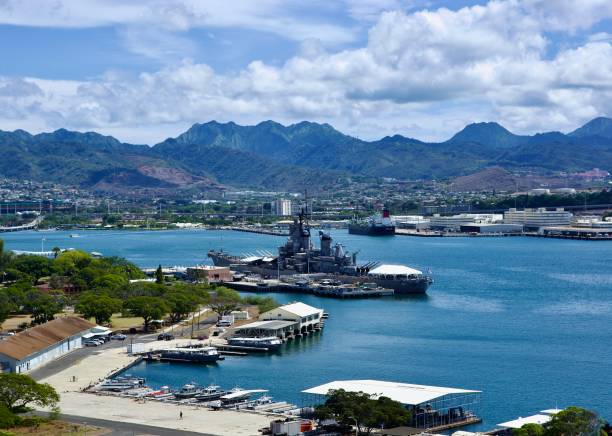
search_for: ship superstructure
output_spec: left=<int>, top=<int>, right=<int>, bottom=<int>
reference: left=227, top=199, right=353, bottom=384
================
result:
left=208, top=210, right=432, bottom=294
left=348, top=209, right=395, bottom=236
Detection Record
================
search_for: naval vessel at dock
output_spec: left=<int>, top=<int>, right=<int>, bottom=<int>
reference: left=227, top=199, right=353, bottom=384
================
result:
left=348, top=209, right=396, bottom=236
left=208, top=211, right=432, bottom=294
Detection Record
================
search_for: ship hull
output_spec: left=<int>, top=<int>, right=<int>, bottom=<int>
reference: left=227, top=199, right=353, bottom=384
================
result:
left=348, top=224, right=395, bottom=236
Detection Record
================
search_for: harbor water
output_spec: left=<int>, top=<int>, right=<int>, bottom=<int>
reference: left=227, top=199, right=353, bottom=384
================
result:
left=3, top=229, right=612, bottom=428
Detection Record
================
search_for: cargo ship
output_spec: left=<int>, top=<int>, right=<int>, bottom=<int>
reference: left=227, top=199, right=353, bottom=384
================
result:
left=348, top=210, right=395, bottom=236
left=208, top=210, right=432, bottom=294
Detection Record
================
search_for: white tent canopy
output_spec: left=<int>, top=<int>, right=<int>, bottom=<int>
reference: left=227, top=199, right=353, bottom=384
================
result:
left=368, top=264, right=423, bottom=276
left=302, top=380, right=480, bottom=406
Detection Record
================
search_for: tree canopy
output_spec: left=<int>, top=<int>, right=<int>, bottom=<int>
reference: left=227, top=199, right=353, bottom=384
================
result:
left=125, top=296, right=169, bottom=332
left=0, top=373, right=59, bottom=413
left=315, top=389, right=411, bottom=435
left=75, top=292, right=123, bottom=325
left=513, top=407, right=605, bottom=436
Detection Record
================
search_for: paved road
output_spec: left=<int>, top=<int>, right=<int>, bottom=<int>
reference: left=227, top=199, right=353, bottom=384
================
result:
left=29, top=339, right=126, bottom=381
left=36, top=412, right=215, bottom=436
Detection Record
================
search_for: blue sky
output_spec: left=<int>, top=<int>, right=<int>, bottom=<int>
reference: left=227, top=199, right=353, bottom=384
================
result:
left=0, top=0, right=611, bottom=144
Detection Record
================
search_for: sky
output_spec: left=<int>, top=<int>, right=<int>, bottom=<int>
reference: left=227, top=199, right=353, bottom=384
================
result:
left=0, top=0, right=611, bottom=144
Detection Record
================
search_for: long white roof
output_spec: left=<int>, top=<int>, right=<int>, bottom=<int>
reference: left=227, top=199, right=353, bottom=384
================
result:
left=497, top=414, right=552, bottom=429
left=277, top=302, right=323, bottom=317
left=302, top=380, right=480, bottom=406
left=368, top=264, right=423, bottom=276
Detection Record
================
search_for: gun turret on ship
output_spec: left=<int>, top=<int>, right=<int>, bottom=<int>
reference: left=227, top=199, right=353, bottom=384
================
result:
left=208, top=209, right=432, bottom=294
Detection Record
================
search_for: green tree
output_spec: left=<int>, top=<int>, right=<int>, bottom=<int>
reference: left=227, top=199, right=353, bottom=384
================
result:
left=0, top=373, right=59, bottom=413
left=125, top=296, right=169, bottom=332
left=51, top=247, right=61, bottom=259
left=155, top=264, right=164, bottom=284
left=209, top=287, right=242, bottom=317
left=514, top=423, right=545, bottom=436
left=543, top=407, right=603, bottom=436
left=75, top=293, right=123, bottom=325
left=244, top=296, right=279, bottom=314
left=11, top=255, right=53, bottom=282
left=165, top=290, right=200, bottom=323
left=91, top=274, right=128, bottom=294
left=315, top=389, right=411, bottom=436
left=0, top=292, right=15, bottom=326
left=24, top=291, right=63, bottom=324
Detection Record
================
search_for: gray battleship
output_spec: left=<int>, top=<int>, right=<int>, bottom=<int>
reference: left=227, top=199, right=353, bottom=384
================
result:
left=208, top=211, right=432, bottom=294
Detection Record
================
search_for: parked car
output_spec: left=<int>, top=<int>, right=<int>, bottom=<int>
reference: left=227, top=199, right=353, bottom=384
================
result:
left=83, top=341, right=99, bottom=347
left=212, top=328, right=225, bottom=337
left=157, top=333, right=174, bottom=341
left=110, top=334, right=127, bottom=340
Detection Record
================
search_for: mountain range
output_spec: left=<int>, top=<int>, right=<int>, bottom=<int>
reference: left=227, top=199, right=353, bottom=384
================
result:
left=1, top=117, right=611, bottom=194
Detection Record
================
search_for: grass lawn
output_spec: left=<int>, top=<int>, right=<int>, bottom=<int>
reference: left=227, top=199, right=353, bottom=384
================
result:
left=109, top=314, right=143, bottom=330
left=1, top=314, right=33, bottom=332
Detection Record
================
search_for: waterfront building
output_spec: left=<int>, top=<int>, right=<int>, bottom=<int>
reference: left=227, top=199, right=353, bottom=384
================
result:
left=273, top=199, right=292, bottom=216
left=504, top=208, right=573, bottom=230
left=497, top=409, right=563, bottom=431
left=429, top=213, right=502, bottom=231
left=0, top=317, right=95, bottom=373
left=572, top=216, right=612, bottom=229
left=394, top=215, right=430, bottom=230
left=186, top=265, right=232, bottom=283
left=459, top=223, right=524, bottom=234
left=539, top=226, right=612, bottom=239
left=234, top=302, right=324, bottom=339
left=303, top=380, right=481, bottom=431
left=259, top=302, right=323, bottom=331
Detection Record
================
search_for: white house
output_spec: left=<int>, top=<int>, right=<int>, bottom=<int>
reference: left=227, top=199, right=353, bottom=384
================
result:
left=0, top=317, right=96, bottom=373
left=259, top=302, right=324, bottom=334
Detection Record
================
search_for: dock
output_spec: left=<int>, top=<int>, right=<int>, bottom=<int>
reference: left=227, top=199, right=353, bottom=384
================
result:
left=224, top=279, right=395, bottom=298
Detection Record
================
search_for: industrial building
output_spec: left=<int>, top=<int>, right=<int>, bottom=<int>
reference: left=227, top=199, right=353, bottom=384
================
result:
left=428, top=214, right=503, bottom=231
left=233, top=302, right=324, bottom=339
left=539, top=226, right=612, bottom=239
left=394, top=215, right=431, bottom=230
left=303, top=379, right=481, bottom=431
left=272, top=199, right=292, bottom=216
left=504, top=208, right=573, bottom=230
left=0, top=317, right=96, bottom=373
left=460, top=223, right=524, bottom=234
left=186, top=265, right=232, bottom=283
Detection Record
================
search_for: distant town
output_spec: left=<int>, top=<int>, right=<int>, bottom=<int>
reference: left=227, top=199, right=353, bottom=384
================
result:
left=1, top=171, right=611, bottom=240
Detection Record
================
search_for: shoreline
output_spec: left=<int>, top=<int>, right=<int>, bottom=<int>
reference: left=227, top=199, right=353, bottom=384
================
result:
left=39, top=341, right=274, bottom=436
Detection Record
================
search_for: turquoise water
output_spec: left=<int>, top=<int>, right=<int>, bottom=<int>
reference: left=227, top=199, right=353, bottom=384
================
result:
left=3, top=230, right=612, bottom=428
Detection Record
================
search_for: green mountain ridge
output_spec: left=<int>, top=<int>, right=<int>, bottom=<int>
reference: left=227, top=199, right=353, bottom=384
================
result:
left=0, top=117, right=611, bottom=194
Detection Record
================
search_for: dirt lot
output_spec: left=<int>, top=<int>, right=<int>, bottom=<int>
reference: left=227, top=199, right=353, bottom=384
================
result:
left=5, top=420, right=107, bottom=435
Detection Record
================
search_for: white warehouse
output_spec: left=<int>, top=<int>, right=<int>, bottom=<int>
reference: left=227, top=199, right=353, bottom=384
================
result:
left=259, top=302, right=324, bottom=333
left=504, top=207, right=573, bottom=230
left=0, top=317, right=96, bottom=373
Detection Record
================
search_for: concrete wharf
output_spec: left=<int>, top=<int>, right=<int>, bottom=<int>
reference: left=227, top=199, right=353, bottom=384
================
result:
left=224, top=278, right=395, bottom=298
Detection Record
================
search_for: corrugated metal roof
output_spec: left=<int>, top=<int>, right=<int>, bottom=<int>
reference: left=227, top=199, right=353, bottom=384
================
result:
left=235, top=320, right=296, bottom=330
left=0, top=317, right=95, bottom=361
left=275, top=302, right=322, bottom=317
left=302, top=380, right=480, bottom=406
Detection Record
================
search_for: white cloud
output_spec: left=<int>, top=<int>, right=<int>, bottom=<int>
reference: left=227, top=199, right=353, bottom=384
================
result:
left=0, top=0, right=611, bottom=142
left=0, top=0, right=358, bottom=45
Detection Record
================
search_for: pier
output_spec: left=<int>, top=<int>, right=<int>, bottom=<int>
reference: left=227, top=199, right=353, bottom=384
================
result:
left=224, top=278, right=397, bottom=298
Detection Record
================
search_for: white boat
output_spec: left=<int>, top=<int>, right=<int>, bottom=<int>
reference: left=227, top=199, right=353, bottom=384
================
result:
left=227, top=336, right=283, bottom=350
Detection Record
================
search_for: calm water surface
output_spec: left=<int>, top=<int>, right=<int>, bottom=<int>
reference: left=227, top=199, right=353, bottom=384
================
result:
left=3, top=229, right=612, bottom=428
